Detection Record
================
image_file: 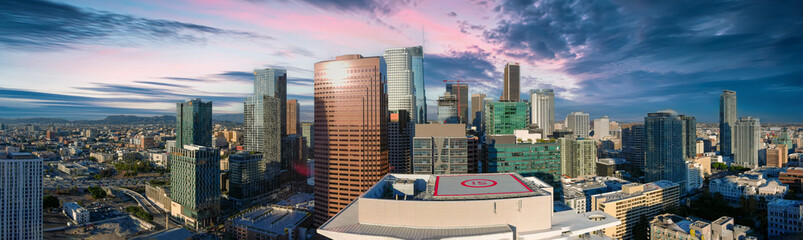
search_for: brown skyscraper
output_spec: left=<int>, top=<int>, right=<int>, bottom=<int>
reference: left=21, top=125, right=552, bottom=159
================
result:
left=501, top=62, right=520, bottom=101
left=471, top=93, right=486, bottom=129
left=313, top=55, right=388, bottom=226
left=446, top=83, right=469, bottom=124
left=286, top=99, right=300, bottom=135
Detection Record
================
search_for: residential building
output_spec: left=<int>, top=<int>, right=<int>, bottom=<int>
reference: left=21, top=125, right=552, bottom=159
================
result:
left=566, top=112, right=590, bottom=139
left=228, top=152, right=266, bottom=201
left=63, top=202, right=89, bottom=224
left=691, top=156, right=712, bottom=176
left=686, top=161, right=704, bottom=193
left=0, top=153, right=42, bottom=240
left=412, top=124, right=468, bottom=174
left=244, top=68, right=287, bottom=154
left=471, top=93, right=486, bottom=132
left=766, top=145, right=788, bottom=167
left=389, top=110, right=413, bottom=174
left=562, top=176, right=631, bottom=213
left=596, top=158, right=628, bottom=177
left=530, top=89, right=555, bottom=138
left=593, top=116, right=610, bottom=140
left=225, top=205, right=311, bottom=240
left=645, top=110, right=691, bottom=192
left=622, top=123, right=646, bottom=170
left=681, top=115, right=697, bottom=159
left=286, top=99, right=300, bottom=135
left=649, top=214, right=752, bottom=240
left=446, top=83, right=469, bottom=124
left=317, top=173, right=621, bottom=239
left=720, top=90, right=737, bottom=155
left=501, top=62, right=520, bottom=101
left=734, top=117, right=760, bottom=168
left=90, top=152, right=114, bottom=163
left=591, top=181, right=680, bottom=240
left=780, top=167, right=803, bottom=192
left=176, top=98, right=213, bottom=147
left=149, top=151, right=168, bottom=167
left=560, top=138, right=597, bottom=178
left=485, top=101, right=530, bottom=135
left=768, top=199, right=803, bottom=237
left=169, top=145, right=221, bottom=229
left=313, top=54, right=388, bottom=226
left=486, top=135, right=562, bottom=185
left=437, top=92, right=459, bottom=123
left=709, top=173, right=787, bottom=209
left=696, top=140, right=705, bottom=156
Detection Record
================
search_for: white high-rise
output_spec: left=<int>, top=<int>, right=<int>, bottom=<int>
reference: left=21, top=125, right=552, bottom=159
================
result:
left=530, top=89, right=554, bottom=139
left=384, top=47, right=417, bottom=122
left=593, top=116, right=610, bottom=139
left=734, top=116, right=760, bottom=168
left=566, top=112, right=590, bottom=139
left=1, top=153, right=42, bottom=240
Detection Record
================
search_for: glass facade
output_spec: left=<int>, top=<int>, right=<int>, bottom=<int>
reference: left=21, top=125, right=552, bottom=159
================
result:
left=169, top=146, right=221, bottom=229
left=176, top=98, right=212, bottom=147
left=244, top=68, right=287, bottom=153
left=411, top=46, right=426, bottom=124
left=719, top=90, right=737, bottom=155
left=644, top=110, right=688, bottom=192
left=485, top=101, right=530, bottom=135
left=486, top=141, right=561, bottom=185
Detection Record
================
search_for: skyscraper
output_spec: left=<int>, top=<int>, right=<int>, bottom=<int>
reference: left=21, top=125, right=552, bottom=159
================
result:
left=501, top=62, right=520, bottom=101
left=622, top=124, right=646, bottom=170
left=559, top=138, right=597, bottom=178
left=720, top=90, right=737, bottom=155
left=566, top=112, right=590, bottom=139
left=734, top=116, right=760, bottom=168
left=301, top=122, right=314, bottom=159
left=437, top=92, right=459, bottom=123
left=486, top=135, right=562, bottom=185
left=263, top=96, right=283, bottom=179
left=446, top=83, right=469, bottom=124
left=485, top=100, right=530, bottom=135
left=412, top=124, right=468, bottom=174
left=0, top=153, right=42, bottom=240
left=389, top=110, right=412, bottom=174
left=286, top=99, right=300, bottom=135
left=593, top=116, right=610, bottom=140
left=681, top=115, right=697, bottom=159
left=384, top=46, right=426, bottom=124
left=471, top=93, right=486, bottom=131
left=644, top=110, right=690, bottom=192
left=530, top=89, right=554, bottom=138
left=313, top=54, right=388, bottom=226
left=244, top=68, right=287, bottom=153
left=226, top=152, right=265, bottom=201
left=176, top=98, right=212, bottom=147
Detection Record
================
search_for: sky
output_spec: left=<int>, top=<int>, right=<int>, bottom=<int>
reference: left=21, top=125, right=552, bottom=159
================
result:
left=1, top=0, right=801, bottom=123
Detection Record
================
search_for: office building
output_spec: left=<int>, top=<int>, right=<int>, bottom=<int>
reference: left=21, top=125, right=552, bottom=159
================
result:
left=734, top=116, right=760, bottom=168
left=485, top=101, right=530, bottom=135
left=622, top=123, right=646, bottom=170
left=562, top=176, right=631, bottom=213
left=410, top=47, right=426, bottom=124
left=389, top=111, right=413, bottom=174
left=384, top=47, right=416, bottom=122
left=486, top=135, right=562, bottom=185
left=645, top=110, right=691, bottom=192
left=768, top=199, right=803, bottom=237
left=318, top=173, right=621, bottom=239
left=63, top=202, right=89, bottom=224
left=170, top=145, right=221, bottom=229
left=437, top=92, right=459, bottom=123
left=412, top=124, right=468, bottom=174
left=709, top=172, right=787, bottom=209
left=176, top=98, right=212, bottom=147
left=313, top=54, right=388, bottom=226
left=591, top=181, right=680, bottom=240
left=0, top=153, right=42, bottom=240
left=244, top=68, right=287, bottom=153
left=767, top=145, right=788, bottom=167
left=681, top=115, right=697, bottom=159
left=261, top=96, right=284, bottom=172
left=446, top=83, right=469, bottom=124
left=301, top=122, right=313, bottom=159
left=596, top=158, right=628, bottom=177
left=690, top=156, right=712, bottom=176
left=471, top=93, right=486, bottom=132
left=560, top=138, right=597, bottom=178
left=774, top=129, right=793, bottom=151
left=225, top=205, right=311, bottom=240
left=650, top=214, right=752, bottom=240
left=720, top=90, right=737, bottom=155
left=780, top=167, right=803, bottom=192
left=530, top=89, right=555, bottom=138
left=566, top=112, right=590, bottom=139
left=593, top=116, right=610, bottom=140
left=286, top=99, right=300, bottom=135
left=501, top=62, right=520, bottom=101
left=228, top=152, right=266, bottom=201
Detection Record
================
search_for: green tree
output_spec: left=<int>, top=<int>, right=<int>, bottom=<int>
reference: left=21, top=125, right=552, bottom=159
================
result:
left=88, top=186, right=106, bottom=199
left=43, top=195, right=60, bottom=209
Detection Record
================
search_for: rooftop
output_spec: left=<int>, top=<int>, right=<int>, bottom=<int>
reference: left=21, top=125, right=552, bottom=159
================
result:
left=228, top=205, right=310, bottom=236
left=595, top=181, right=677, bottom=203
left=368, top=173, right=552, bottom=201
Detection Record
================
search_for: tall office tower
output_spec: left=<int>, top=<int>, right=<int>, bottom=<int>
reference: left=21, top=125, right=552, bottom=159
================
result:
left=301, top=122, right=314, bottom=159
left=559, top=138, right=597, bottom=178
left=530, top=89, right=555, bottom=138
left=680, top=115, right=697, bottom=159
left=384, top=47, right=416, bottom=122
left=501, top=62, right=520, bottom=101
left=471, top=93, right=486, bottom=132
left=412, top=124, right=468, bottom=174
left=446, top=83, right=469, bottom=124
left=389, top=111, right=413, bottom=174
left=0, top=153, right=42, bottom=240
left=282, top=134, right=305, bottom=179
left=263, top=96, right=283, bottom=178
left=176, top=98, right=213, bottom=147
left=227, top=152, right=265, bottom=200
left=286, top=99, right=300, bottom=135
left=313, top=54, right=388, bottom=226
left=467, top=135, right=482, bottom=173
left=644, top=110, right=689, bottom=192
left=244, top=68, right=287, bottom=153
left=411, top=47, right=427, bottom=124
left=734, top=116, right=760, bottom=168
left=486, top=135, right=562, bottom=185
left=485, top=101, right=530, bottom=135
left=565, top=112, right=590, bottom=139
left=170, top=145, right=221, bottom=229
left=622, top=124, right=646, bottom=169
left=593, top=116, right=610, bottom=139
left=591, top=181, right=680, bottom=239
left=437, top=92, right=459, bottom=123
left=720, top=90, right=737, bottom=155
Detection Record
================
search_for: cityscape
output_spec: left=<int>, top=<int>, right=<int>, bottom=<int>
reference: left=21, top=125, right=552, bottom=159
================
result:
left=1, top=0, right=802, bottom=240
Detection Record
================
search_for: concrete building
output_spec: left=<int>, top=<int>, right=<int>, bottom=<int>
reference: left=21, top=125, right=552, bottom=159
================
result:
left=709, top=173, right=787, bottom=209
left=650, top=214, right=753, bottom=240
left=501, top=62, right=520, bottom=101
left=681, top=115, right=697, bottom=159
left=593, top=116, right=610, bottom=140
left=591, top=181, right=680, bottom=240
left=471, top=93, right=486, bottom=132
left=301, top=122, right=313, bottom=159
left=766, top=145, right=788, bottom=168
left=169, top=145, right=221, bottom=229
left=733, top=117, right=760, bottom=168
left=691, top=156, right=712, bottom=176
left=437, top=92, right=459, bottom=123
left=412, top=124, right=468, bottom=174
left=446, top=83, right=469, bottom=124
left=622, top=124, right=646, bottom=170
left=566, top=112, right=590, bottom=139
left=485, top=100, right=530, bottom=135
left=720, top=90, right=737, bottom=156
left=767, top=199, right=803, bottom=237
left=176, top=98, right=213, bottom=148
left=389, top=110, right=413, bottom=174
left=63, top=202, right=90, bottom=224
left=228, top=152, right=267, bottom=201
left=686, top=161, right=704, bottom=193
left=0, top=152, right=42, bottom=240
left=149, top=151, right=168, bottom=167
left=596, top=158, right=628, bottom=177
left=318, top=173, right=621, bottom=239
left=560, top=138, right=597, bottom=178
left=486, top=135, right=562, bottom=185
left=530, top=89, right=554, bottom=138
left=645, top=110, right=693, bottom=193
left=780, top=167, right=803, bottom=192
left=286, top=99, right=300, bottom=135
left=145, top=184, right=171, bottom=213
left=244, top=68, right=287, bottom=154
left=313, top=54, right=388, bottom=226
left=696, top=140, right=705, bottom=156
left=225, top=205, right=311, bottom=240
left=562, top=176, right=631, bottom=213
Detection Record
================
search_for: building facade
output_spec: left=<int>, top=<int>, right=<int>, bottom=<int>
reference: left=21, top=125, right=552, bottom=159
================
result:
left=446, top=83, right=469, bottom=124
left=593, top=116, right=610, bottom=140
left=383, top=47, right=416, bottom=122
left=228, top=153, right=266, bottom=200
left=720, top=90, right=737, bottom=155
left=530, top=89, right=554, bottom=138
left=768, top=199, right=803, bottom=237
left=645, top=110, right=690, bottom=192
left=485, top=101, right=530, bottom=135
left=566, top=112, right=590, bottom=139
left=471, top=93, right=486, bottom=132
left=501, top=62, right=520, bottom=101
left=244, top=68, right=287, bottom=153
left=650, top=214, right=752, bottom=240
left=176, top=98, right=212, bottom=148
left=412, top=124, right=468, bottom=174
left=709, top=173, right=787, bottom=209
left=0, top=153, right=42, bottom=240
left=437, top=92, right=459, bottom=123
left=389, top=111, right=413, bottom=174
left=734, top=116, right=760, bottom=168
left=486, top=135, right=562, bottom=185
left=169, top=145, right=221, bottom=229
left=286, top=99, right=300, bottom=135
left=560, top=138, right=597, bottom=178
left=63, top=202, right=89, bottom=224
left=591, top=181, right=680, bottom=240
left=622, top=123, right=646, bottom=170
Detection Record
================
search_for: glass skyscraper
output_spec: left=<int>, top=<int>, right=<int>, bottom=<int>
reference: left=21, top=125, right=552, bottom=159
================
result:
left=169, top=145, right=220, bottom=229
left=176, top=98, right=212, bottom=147
left=411, top=46, right=426, bottom=124
left=384, top=46, right=426, bottom=124
left=734, top=116, right=760, bottom=168
left=645, top=110, right=693, bottom=192
left=720, top=90, right=737, bottom=155
left=244, top=68, right=287, bottom=153
left=446, top=83, right=468, bottom=124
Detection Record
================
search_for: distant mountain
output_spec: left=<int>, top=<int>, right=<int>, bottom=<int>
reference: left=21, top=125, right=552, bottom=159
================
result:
left=0, top=117, right=70, bottom=124
left=213, top=113, right=243, bottom=123
left=0, top=114, right=243, bottom=125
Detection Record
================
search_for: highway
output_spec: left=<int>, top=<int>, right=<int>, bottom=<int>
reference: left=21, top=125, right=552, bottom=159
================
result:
left=43, top=175, right=169, bottom=190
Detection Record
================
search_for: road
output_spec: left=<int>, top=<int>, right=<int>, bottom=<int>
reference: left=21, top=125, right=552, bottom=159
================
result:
left=112, top=187, right=182, bottom=230
left=44, top=175, right=169, bottom=190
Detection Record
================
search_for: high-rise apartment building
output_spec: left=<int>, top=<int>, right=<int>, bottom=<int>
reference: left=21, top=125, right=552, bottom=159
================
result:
left=286, top=99, right=300, bottom=135
left=560, top=138, right=597, bottom=178
left=593, top=116, right=610, bottom=140
left=169, top=145, right=221, bottom=229
left=0, top=153, right=42, bottom=240
left=530, top=89, right=555, bottom=138
left=384, top=46, right=426, bottom=124
left=486, top=135, right=562, bottom=185
left=471, top=93, right=486, bottom=132
left=437, top=92, right=459, bottom=123
left=485, top=101, right=530, bottom=135
left=244, top=68, right=287, bottom=153
left=734, top=116, right=760, bottom=168
left=176, top=98, right=212, bottom=147
left=389, top=111, right=413, bottom=174
left=301, top=122, right=313, bottom=159
left=645, top=110, right=692, bottom=192
left=446, top=83, right=469, bottom=124
left=412, top=124, right=468, bottom=174
left=681, top=115, right=697, bottom=159
left=622, top=123, right=646, bottom=170
left=227, top=152, right=265, bottom=200
left=313, top=54, right=388, bottom=226
left=262, top=96, right=283, bottom=176
left=566, top=112, right=590, bottom=139
left=591, top=181, right=680, bottom=240
left=501, top=62, right=520, bottom=101
left=720, top=90, right=737, bottom=155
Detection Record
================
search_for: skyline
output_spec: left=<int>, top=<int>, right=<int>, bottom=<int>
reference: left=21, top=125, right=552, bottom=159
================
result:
left=1, top=0, right=802, bottom=122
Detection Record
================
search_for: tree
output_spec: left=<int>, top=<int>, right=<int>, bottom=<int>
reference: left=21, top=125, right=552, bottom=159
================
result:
left=88, top=186, right=106, bottom=199
left=43, top=195, right=60, bottom=209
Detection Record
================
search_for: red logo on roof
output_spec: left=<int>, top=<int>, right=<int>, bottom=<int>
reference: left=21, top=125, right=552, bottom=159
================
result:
left=461, top=179, right=498, bottom=188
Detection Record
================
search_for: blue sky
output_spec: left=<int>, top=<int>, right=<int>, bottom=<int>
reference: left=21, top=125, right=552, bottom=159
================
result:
left=0, top=0, right=801, bottom=123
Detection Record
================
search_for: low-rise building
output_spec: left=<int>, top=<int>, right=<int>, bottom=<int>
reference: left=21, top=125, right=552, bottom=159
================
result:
left=650, top=214, right=754, bottom=240
left=89, top=152, right=114, bottom=163
left=768, top=199, right=803, bottom=237
left=687, top=161, right=704, bottom=193
left=591, top=181, right=680, bottom=240
left=596, top=158, right=627, bottom=177
left=145, top=184, right=171, bottom=213
left=562, top=176, right=631, bottom=213
left=57, top=162, right=89, bottom=176
left=148, top=151, right=168, bottom=167
left=63, top=202, right=90, bottom=224
left=780, top=167, right=803, bottom=192
left=225, top=205, right=311, bottom=240
left=710, top=173, right=788, bottom=209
